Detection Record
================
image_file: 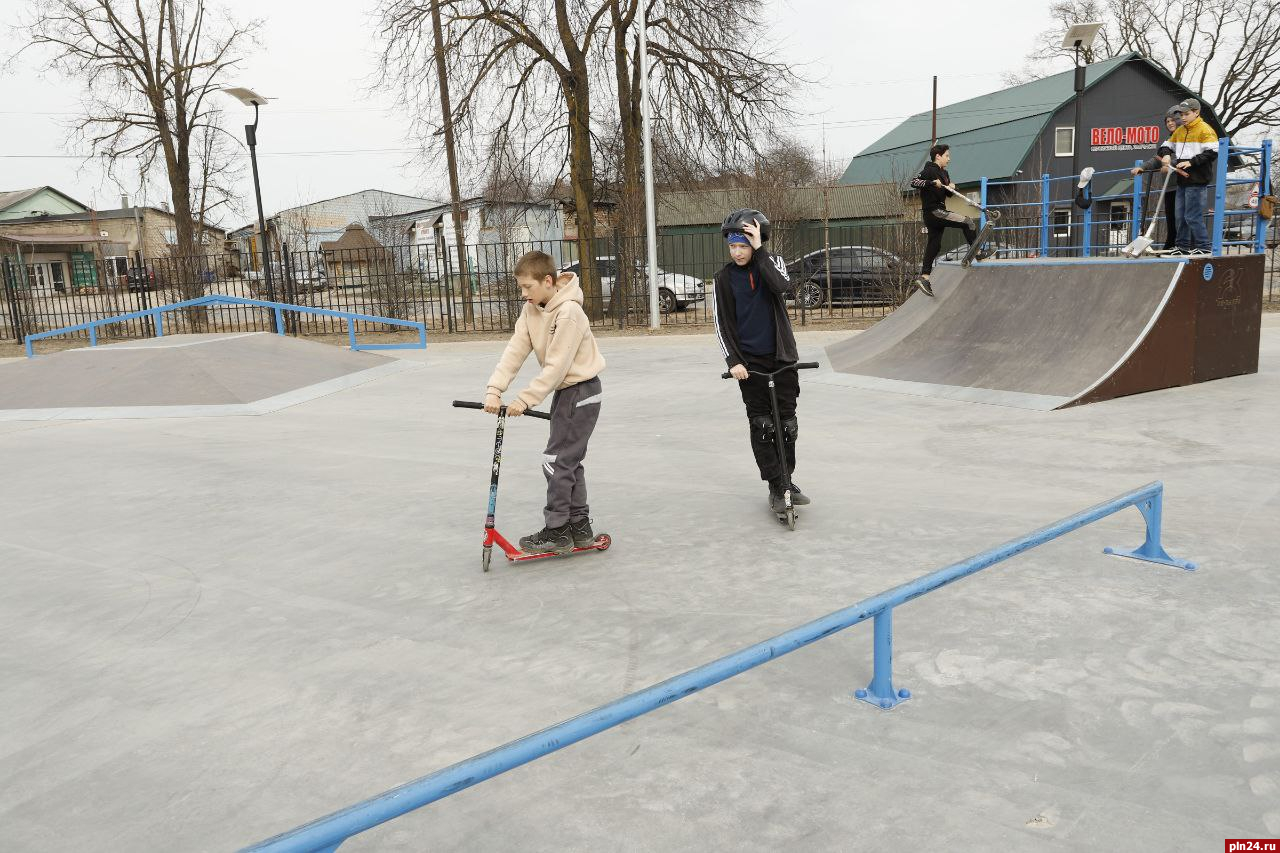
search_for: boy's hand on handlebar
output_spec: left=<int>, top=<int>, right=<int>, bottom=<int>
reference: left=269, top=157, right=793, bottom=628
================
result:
left=729, top=364, right=749, bottom=381
left=507, top=398, right=528, bottom=417
left=483, top=393, right=502, bottom=414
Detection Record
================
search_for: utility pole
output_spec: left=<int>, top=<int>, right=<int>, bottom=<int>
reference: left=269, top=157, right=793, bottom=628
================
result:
left=640, top=4, right=660, bottom=329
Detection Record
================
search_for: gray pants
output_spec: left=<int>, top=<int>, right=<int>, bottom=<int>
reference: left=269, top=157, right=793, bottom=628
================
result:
left=542, top=377, right=602, bottom=527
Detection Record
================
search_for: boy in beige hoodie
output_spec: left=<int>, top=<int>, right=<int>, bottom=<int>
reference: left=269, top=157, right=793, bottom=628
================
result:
left=483, top=250, right=606, bottom=555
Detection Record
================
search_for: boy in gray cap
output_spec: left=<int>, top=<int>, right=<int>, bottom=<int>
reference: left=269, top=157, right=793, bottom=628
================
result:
left=1165, top=97, right=1218, bottom=255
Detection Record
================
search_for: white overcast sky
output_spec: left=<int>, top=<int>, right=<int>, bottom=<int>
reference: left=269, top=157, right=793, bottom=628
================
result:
left=0, top=0, right=1059, bottom=229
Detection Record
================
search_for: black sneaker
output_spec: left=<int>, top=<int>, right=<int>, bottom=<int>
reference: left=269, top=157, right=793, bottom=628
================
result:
left=768, top=478, right=787, bottom=513
left=1165, top=248, right=1188, bottom=256
left=518, top=524, right=574, bottom=556
left=1188, top=248, right=1211, bottom=256
left=914, top=277, right=935, bottom=297
left=567, top=517, right=595, bottom=548
left=788, top=482, right=811, bottom=506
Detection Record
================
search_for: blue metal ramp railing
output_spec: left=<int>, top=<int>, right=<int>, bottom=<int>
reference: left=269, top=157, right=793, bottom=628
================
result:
left=22, top=294, right=428, bottom=358
left=974, top=138, right=1272, bottom=259
left=242, top=481, right=1195, bottom=853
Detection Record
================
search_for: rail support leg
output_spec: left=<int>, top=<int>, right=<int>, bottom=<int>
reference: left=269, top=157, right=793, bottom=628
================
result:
left=855, top=608, right=911, bottom=710
left=1103, top=485, right=1197, bottom=571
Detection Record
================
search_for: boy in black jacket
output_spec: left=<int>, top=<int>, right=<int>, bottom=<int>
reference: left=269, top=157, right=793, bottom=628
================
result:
left=713, top=208, right=808, bottom=512
left=910, top=143, right=983, bottom=295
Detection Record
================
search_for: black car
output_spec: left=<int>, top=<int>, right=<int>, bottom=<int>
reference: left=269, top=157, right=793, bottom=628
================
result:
left=786, top=246, right=904, bottom=308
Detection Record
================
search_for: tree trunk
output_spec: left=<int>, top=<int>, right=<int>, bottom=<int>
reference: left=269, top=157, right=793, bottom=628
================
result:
left=431, top=0, right=474, bottom=325
left=565, top=71, right=602, bottom=321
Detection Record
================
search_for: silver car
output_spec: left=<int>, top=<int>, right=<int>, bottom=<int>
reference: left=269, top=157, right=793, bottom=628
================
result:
left=563, top=256, right=705, bottom=313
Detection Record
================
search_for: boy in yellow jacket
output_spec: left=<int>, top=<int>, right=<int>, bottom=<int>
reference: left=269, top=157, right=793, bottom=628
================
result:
left=1166, top=97, right=1218, bottom=255
left=483, top=250, right=606, bottom=555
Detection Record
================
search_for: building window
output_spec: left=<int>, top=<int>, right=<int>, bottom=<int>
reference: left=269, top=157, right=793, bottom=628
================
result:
left=1052, top=209, right=1072, bottom=238
left=1055, top=127, right=1074, bottom=157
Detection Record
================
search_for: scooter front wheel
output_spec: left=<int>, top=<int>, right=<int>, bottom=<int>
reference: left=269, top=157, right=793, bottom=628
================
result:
left=785, top=507, right=796, bottom=531
left=482, top=545, right=492, bottom=573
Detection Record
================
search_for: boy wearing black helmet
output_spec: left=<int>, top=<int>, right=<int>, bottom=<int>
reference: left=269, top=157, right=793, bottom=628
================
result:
left=714, top=209, right=808, bottom=512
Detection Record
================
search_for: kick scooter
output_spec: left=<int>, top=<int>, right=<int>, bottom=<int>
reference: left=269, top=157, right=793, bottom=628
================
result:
left=720, top=361, right=820, bottom=530
left=453, top=400, right=612, bottom=571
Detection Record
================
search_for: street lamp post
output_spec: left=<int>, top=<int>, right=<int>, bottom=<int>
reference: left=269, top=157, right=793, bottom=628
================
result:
left=1062, top=23, right=1102, bottom=183
left=223, top=87, right=274, bottom=304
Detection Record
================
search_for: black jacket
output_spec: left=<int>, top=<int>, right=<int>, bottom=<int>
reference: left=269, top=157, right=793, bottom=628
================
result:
left=713, top=248, right=797, bottom=368
left=910, top=162, right=951, bottom=215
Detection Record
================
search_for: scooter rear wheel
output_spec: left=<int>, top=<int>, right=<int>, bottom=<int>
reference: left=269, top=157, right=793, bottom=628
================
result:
left=785, top=507, right=796, bottom=531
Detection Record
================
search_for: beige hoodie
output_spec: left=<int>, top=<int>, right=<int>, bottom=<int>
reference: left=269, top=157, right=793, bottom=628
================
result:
left=485, top=274, right=606, bottom=408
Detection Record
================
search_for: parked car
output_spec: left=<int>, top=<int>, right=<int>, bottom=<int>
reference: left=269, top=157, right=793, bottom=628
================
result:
left=244, top=260, right=329, bottom=294
left=785, top=246, right=904, bottom=308
left=561, top=256, right=705, bottom=313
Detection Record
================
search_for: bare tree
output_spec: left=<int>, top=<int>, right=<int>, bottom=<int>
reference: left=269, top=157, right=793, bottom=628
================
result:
left=1010, top=0, right=1280, bottom=138
left=377, top=0, right=610, bottom=318
left=18, top=0, right=258, bottom=298
left=376, top=0, right=803, bottom=322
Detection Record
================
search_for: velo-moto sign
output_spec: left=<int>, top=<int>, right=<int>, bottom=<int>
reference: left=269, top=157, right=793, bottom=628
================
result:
left=1090, top=125, right=1162, bottom=151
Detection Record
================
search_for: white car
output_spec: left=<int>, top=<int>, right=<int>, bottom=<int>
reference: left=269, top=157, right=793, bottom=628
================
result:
left=562, top=256, right=705, bottom=313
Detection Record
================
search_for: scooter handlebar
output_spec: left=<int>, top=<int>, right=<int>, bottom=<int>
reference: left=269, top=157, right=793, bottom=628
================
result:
left=452, top=399, right=552, bottom=420
left=720, top=362, right=820, bottom=379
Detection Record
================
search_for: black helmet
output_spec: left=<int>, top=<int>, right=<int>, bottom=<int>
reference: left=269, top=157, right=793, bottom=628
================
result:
left=721, top=208, right=771, bottom=243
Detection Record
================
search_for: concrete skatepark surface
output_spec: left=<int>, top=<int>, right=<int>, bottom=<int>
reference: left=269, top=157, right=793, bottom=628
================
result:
left=2, top=319, right=1279, bottom=851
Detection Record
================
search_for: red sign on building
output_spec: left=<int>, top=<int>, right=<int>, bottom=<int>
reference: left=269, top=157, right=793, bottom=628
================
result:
left=1091, top=126, right=1162, bottom=146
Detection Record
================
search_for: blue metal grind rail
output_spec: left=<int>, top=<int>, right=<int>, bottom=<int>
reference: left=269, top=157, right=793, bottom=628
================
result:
left=975, top=138, right=1272, bottom=259
left=22, top=294, right=427, bottom=358
left=242, top=481, right=1195, bottom=853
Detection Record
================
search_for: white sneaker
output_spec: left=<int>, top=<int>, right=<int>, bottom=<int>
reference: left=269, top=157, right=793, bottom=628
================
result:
left=1188, top=248, right=1211, bottom=256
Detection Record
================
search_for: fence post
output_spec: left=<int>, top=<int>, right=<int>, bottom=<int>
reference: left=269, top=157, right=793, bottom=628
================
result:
left=1255, top=139, right=1272, bottom=255
left=1082, top=196, right=1093, bottom=257
left=1040, top=173, right=1051, bottom=257
left=855, top=608, right=910, bottom=709
left=1212, top=137, right=1229, bottom=256
left=442, top=244, right=455, bottom=334
left=1132, top=160, right=1144, bottom=241
left=979, top=176, right=988, bottom=230
left=2, top=257, right=24, bottom=342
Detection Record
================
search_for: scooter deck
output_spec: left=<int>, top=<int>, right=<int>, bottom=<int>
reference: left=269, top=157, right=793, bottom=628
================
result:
left=507, top=533, right=612, bottom=562
left=961, top=209, right=1001, bottom=267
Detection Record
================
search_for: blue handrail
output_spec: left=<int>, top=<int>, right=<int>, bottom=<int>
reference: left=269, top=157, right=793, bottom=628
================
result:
left=241, top=482, right=1194, bottom=853
left=22, top=294, right=427, bottom=357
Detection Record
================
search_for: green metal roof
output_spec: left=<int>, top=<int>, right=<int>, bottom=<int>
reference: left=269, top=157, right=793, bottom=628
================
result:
left=840, top=53, right=1142, bottom=186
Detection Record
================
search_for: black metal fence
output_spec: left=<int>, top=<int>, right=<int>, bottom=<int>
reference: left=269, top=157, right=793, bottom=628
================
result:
left=2, top=221, right=1277, bottom=344
left=0, top=222, right=945, bottom=343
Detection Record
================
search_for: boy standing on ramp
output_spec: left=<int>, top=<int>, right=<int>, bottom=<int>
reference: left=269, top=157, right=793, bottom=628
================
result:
left=910, top=143, right=988, bottom=296
left=483, top=251, right=606, bottom=556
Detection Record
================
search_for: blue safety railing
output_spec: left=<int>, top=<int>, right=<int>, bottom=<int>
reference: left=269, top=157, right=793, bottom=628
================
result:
left=974, top=138, right=1272, bottom=260
left=22, top=294, right=427, bottom=358
left=242, top=481, right=1195, bottom=853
